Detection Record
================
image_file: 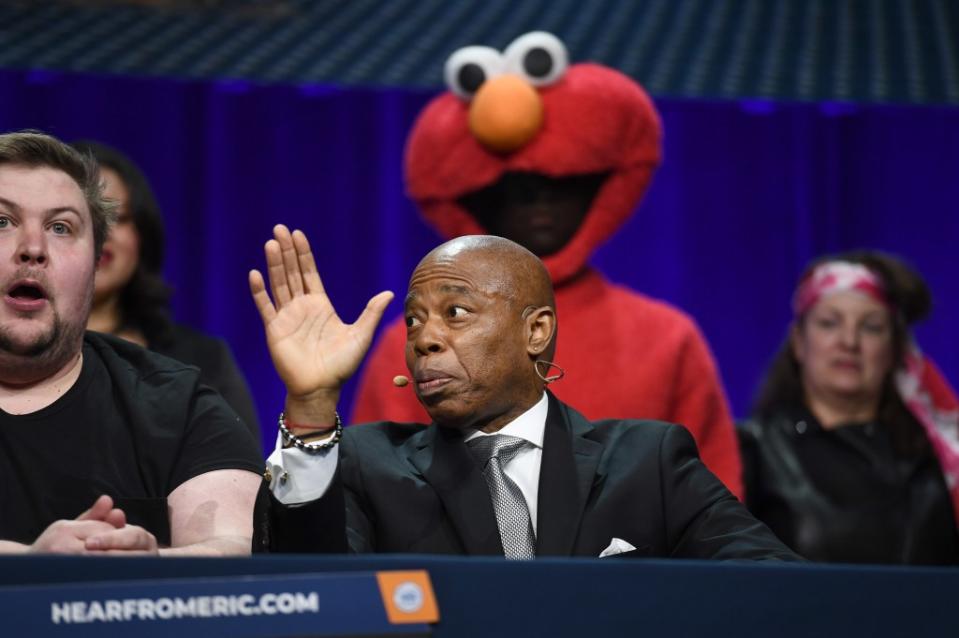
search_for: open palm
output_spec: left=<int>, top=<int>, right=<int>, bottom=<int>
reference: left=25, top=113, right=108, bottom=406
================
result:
left=250, top=225, right=393, bottom=399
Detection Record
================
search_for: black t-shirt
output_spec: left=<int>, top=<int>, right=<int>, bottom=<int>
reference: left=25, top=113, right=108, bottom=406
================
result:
left=0, top=332, right=263, bottom=546
left=150, top=323, right=262, bottom=452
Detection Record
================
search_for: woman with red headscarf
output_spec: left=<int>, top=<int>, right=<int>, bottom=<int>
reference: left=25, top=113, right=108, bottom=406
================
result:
left=740, top=251, right=959, bottom=565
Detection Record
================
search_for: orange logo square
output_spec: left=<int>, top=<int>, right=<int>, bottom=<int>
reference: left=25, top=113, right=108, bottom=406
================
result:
left=375, top=570, right=440, bottom=624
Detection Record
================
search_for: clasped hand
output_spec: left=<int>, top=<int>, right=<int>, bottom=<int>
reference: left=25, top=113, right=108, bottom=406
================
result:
left=31, top=495, right=158, bottom=555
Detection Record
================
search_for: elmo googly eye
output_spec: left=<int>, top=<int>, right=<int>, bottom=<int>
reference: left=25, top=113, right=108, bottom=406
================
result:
left=503, top=31, right=568, bottom=88
left=444, top=45, right=505, bottom=100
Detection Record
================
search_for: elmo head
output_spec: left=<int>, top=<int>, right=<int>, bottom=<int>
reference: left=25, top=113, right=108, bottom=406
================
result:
left=405, top=32, right=663, bottom=283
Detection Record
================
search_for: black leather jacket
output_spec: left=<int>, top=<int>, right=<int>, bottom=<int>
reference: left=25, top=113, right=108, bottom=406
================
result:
left=739, top=408, right=959, bottom=565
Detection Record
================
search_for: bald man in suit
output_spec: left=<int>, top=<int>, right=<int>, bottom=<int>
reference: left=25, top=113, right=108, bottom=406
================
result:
left=251, top=227, right=795, bottom=561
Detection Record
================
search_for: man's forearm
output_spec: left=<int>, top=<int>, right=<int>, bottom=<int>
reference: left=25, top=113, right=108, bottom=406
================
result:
left=158, top=534, right=251, bottom=557
left=0, top=540, right=29, bottom=554
left=165, top=470, right=260, bottom=557
left=0, top=535, right=251, bottom=557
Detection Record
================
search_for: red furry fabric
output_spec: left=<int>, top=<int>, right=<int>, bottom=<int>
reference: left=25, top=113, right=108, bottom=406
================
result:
left=405, top=64, right=661, bottom=284
left=353, top=61, right=744, bottom=497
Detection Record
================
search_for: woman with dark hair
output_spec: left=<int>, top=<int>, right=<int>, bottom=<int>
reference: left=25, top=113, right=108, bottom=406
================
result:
left=740, top=251, right=959, bottom=564
left=74, top=140, right=261, bottom=450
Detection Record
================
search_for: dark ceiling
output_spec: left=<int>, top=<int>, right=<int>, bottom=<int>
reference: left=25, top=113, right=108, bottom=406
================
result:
left=1, top=0, right=957, bottom=104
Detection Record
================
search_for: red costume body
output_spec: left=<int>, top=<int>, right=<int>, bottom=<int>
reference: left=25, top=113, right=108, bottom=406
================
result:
left=352, top=55, right=743, bottom=497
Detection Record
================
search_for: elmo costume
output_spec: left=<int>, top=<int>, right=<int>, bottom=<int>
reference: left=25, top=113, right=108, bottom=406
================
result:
left=352, top=32, right=742, bottom=497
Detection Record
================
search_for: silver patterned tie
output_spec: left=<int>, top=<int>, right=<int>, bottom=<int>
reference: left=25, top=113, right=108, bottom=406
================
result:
left=467, top=434, right=536, bottom=559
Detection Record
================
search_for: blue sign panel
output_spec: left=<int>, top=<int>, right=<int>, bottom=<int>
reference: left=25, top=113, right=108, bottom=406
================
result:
left=0, top=570, right=434, bottom=637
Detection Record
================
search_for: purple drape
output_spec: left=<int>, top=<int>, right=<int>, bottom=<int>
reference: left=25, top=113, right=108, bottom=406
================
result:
left=2, top=69, right=956, bottom=451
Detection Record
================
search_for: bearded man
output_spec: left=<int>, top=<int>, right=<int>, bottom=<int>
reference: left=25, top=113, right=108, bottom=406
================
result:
left=0, top=131, right=261, bottom=555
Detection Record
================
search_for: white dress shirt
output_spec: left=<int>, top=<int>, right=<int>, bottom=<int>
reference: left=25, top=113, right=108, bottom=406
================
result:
left=463, top=392, right=547, bottom=533
left=267, top=392, right=549, bottom=531
left=265, top=431, right=339, bottom=505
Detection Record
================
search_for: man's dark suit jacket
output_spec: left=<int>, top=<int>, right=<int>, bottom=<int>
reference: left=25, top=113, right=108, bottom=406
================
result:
left=255, top=392, right=797, bottom=560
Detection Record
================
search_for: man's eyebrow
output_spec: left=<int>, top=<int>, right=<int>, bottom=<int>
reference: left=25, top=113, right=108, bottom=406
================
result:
left=404, top=284, right=475, bottom=307
left=438, top=284, right=474, bottom=296
left=0, top=196, right=21, bottom=212
left=47, top=206, right=84, bottom=219
left=0, top=199, right=85, bottom=221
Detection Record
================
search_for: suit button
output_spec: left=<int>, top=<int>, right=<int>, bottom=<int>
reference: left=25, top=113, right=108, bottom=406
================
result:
left=795, top=420, right=808, bottom=434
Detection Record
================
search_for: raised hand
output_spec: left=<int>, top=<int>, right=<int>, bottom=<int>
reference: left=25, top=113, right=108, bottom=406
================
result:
left=250, top=225, right=393, bottom=419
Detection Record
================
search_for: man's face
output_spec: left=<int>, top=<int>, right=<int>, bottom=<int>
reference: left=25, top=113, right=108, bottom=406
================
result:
left=403, top=249, right=538, bottom=430
left=0, top=164, right=95, bottom=364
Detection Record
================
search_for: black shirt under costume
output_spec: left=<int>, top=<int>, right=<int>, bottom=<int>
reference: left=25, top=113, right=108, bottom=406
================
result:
left=740, top=408, right=959, bottom=565
left=0, top=332, right=262, bottom=547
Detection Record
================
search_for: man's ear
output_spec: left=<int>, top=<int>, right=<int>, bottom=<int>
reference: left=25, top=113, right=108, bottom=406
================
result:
left=525, top=306, right=556, bottom=356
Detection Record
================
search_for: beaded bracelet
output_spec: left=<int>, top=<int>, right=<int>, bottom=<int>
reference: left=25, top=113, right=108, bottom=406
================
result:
left=278, top=411, right=343, bottom=453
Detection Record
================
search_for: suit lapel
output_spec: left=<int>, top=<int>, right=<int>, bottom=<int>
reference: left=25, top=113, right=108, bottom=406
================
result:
left=536, top=392, right=604, bottom=556
left=408, top=424, right=504, bottom=556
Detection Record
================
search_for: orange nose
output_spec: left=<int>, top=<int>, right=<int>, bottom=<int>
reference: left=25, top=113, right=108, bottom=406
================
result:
left=468, top=74, right=544, bottom=153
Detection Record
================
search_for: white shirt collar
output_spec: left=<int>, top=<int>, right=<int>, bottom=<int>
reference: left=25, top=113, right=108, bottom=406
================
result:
left=464, top=392, right=547, bottom=449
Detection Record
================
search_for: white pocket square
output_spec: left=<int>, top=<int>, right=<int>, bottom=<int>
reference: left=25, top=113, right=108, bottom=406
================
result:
left=599, top=537, right=636, bottom=557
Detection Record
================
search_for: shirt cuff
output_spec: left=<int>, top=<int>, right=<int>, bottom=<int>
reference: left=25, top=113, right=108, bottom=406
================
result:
left=265, top=431, right=339, bottom=506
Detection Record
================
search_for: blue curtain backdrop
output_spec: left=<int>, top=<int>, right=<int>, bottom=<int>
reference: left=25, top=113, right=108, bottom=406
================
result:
left=1, top=69, right=956, bottom=452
